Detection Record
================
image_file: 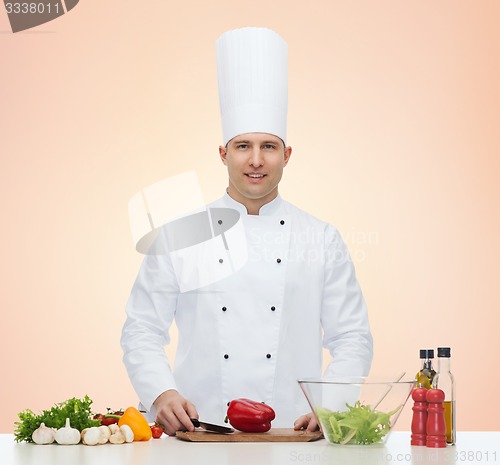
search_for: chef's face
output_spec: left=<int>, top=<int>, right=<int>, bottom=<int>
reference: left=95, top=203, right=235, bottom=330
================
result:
left=219, top=133, right=292, bottom=214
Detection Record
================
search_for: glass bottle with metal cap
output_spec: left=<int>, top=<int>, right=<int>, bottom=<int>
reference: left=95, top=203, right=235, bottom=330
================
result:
left=433, top=347, right=456, bottom=445
left=415, top=349, right=436, bottom=389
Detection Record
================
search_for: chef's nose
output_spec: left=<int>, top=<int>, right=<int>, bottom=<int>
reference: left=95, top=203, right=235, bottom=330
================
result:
left=249, top=148, right=264, bottom=167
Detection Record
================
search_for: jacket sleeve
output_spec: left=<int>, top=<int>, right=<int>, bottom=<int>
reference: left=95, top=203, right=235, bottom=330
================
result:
left=120, top=248, right=180, bottom=412
left=321, top=226, right=373, bottom=378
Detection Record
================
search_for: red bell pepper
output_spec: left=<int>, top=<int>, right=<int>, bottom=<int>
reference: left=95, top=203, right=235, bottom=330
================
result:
left=226, top=398, right=276, bottom=433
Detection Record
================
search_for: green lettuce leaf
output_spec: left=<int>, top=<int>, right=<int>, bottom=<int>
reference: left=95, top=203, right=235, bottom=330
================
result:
left=316, top=401, right=402, bottom=445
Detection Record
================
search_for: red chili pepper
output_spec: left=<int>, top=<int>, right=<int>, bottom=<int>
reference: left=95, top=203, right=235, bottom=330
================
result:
left=226, top=398, right=276, bottom=433
left=94, top=409, right=124, bottom=426
left=101, top=416, right=119, bottom=426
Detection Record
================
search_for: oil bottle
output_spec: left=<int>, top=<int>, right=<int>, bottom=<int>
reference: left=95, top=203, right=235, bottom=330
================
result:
left=433, top=347, right=456, bottom=445
left=415, top=349, right=436, bottom=389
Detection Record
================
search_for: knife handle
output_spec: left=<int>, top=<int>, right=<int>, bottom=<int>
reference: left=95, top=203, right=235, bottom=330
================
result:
left=190, top=418, right=200, bottom=427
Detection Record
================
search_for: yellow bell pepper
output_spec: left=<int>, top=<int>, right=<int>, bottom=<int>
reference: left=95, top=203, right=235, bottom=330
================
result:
left=118, top=407, right=152, bottom=441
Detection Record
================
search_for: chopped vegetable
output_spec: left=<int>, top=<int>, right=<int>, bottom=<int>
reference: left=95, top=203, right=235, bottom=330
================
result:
left=316, top=401, right=402, bottom=445
left=14, top=396, right=100, bottom=443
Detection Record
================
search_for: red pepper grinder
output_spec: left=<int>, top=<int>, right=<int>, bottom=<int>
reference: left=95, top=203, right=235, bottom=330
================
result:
left=410, top=387, right=428, bottom=446
left=426, top=388, right=447, bottom=448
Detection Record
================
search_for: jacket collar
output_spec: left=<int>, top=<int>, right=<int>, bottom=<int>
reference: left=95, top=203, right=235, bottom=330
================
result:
left=223, top=190, right=283, bottom=216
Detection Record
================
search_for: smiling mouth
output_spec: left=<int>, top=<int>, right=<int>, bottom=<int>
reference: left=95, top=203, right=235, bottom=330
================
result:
left=245, top=173, right=266, bottom=178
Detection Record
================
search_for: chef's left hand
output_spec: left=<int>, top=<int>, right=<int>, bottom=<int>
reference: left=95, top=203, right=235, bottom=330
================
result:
left=294, top=413, right=320, bottom=432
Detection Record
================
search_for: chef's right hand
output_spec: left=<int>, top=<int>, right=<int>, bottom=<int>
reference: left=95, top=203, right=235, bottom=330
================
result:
left=153, top=389, right=198, bottom=436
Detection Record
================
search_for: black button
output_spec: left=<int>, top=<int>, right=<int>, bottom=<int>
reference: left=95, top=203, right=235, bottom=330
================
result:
left=222, top=306, right=227, bottom=312
left=280, top=220, right=285, bottom=225
left=271, top=306, right=276, bottom=311
left=219, top=258, right=224, bottom=263
left=218, top=219, right=223, bottom=225
left=276, top=258, right=281, bottom=263
left=224, top=354, right=229, bottom=359
left=266, top=354, right=272, bottom=359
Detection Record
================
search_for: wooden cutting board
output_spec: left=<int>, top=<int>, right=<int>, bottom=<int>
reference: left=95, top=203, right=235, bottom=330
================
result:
left=175, top=428, right=323, bottom=442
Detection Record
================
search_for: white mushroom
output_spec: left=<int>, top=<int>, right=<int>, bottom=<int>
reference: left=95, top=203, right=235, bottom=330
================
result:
left=108, top=424, right=120, bottom=434
left=98, top=425, right=111, bottom=444
left=81, top=427, right=101, bottom=446
left=119, top=424, right=134, bottom=443
left=109, top=431, right=125, bottom=444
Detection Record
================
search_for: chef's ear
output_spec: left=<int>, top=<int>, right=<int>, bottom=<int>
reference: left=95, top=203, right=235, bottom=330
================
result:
left=283, top=145, right=292, bottom=166
left=219, top=145, right=228, bottom=166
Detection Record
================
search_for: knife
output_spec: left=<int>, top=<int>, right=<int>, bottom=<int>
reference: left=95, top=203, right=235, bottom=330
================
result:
left=190, top=418, right=234, bottom=434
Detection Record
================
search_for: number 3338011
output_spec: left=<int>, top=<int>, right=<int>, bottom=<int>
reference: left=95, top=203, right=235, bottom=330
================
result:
left=5, top=3, right=60, bottom=14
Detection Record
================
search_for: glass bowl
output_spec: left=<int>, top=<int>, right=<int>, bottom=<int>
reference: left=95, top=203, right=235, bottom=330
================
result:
left=298, top=377, right=414, bottom=446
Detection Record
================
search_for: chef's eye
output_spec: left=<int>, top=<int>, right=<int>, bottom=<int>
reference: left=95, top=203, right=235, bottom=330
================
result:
left=236, top=144, right=249, bottom=150
left=263, top=144, right=276, bottom=150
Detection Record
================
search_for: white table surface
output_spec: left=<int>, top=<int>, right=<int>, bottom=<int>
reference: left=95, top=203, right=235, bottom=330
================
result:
left=2, top=432, right=499, bottom=465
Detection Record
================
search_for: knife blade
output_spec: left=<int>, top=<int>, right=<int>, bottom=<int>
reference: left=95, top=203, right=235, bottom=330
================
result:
left=190, top=418, right=234, bottom=434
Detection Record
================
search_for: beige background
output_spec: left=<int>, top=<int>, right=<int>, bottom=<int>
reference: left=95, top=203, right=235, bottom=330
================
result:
left=1, top=0, right=499, bottom=433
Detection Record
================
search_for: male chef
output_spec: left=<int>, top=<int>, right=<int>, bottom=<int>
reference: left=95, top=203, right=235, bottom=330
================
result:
left=121, top=27, right=373, bottom=436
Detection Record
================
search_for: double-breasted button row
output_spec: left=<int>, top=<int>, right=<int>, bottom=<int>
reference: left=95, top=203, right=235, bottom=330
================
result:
left=221, top=306, right=276, bottom=312
left=223, top=353, right=272, bottom=360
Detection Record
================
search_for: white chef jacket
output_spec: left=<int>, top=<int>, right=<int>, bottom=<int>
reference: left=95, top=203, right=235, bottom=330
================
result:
left=121, top=193, right=373, bottom=427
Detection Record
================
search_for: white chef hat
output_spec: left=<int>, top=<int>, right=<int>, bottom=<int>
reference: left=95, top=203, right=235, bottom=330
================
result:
left=216, top=27, right=288, bottom=145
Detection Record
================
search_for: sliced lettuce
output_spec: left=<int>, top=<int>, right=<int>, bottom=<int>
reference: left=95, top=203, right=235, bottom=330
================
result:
left=316, top=401, right=401, bottom=445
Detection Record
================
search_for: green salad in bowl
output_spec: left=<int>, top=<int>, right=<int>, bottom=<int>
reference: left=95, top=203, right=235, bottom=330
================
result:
left=298, top=377, right=413, bottom=446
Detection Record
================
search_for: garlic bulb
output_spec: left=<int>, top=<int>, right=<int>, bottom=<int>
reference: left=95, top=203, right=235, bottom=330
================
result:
left=32, top=423, right=55, bottom=445
left=54, top=418, right=81, bottom=445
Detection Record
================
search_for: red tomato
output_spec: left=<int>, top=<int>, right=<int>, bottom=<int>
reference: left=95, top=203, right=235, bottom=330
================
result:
left=151, top=424, right=164, bottom=439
